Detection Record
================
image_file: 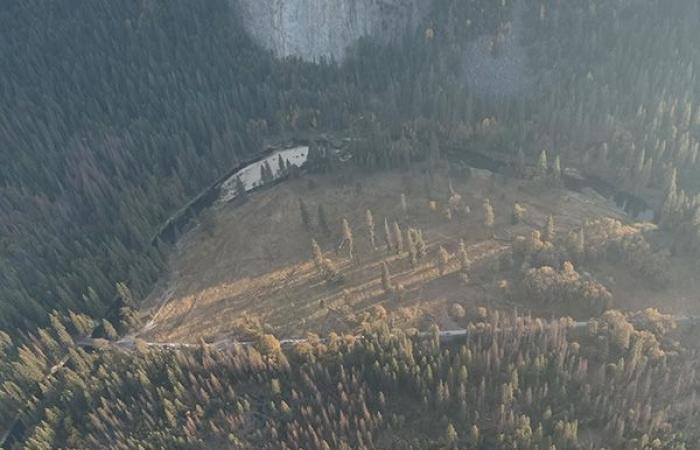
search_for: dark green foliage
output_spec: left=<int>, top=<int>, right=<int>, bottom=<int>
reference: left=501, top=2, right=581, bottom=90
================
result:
left=0, top=0, right=273, bottom=331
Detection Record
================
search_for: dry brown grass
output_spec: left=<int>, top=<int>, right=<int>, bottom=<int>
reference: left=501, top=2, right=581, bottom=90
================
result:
left=139, top=164, right=693, bottom=344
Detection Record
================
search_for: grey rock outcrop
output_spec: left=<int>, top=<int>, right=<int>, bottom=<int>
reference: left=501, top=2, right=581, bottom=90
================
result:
left=234, top=0, right=430, bottom=62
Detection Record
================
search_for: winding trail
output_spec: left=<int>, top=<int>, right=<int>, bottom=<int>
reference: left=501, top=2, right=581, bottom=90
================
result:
left=87, top=314, right=700, bottom=353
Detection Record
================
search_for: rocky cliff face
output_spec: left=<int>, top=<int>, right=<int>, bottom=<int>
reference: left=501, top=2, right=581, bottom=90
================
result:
left=235, top=0, right=429, bottom=62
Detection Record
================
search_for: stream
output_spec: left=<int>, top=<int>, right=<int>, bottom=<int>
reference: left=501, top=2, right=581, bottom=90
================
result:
left=453, top=149, right=656, bottom=221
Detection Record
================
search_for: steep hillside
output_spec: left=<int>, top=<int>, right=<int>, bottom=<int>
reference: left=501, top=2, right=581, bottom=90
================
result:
left=234, top=0, right=430, bottom=61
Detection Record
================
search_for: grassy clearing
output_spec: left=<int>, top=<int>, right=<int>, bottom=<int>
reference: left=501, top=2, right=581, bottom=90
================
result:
left=139, top=164, right=696, bottom=343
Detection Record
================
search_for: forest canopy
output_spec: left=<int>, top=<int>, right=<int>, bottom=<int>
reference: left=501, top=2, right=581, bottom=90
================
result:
left=1, top=0, right=700, bottom=448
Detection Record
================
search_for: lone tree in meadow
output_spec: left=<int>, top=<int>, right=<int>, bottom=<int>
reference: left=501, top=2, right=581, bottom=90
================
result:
left=321, top=257, right=342, bottom=284
left=381, top=261, right=394, bottom=294
left=458, top=239, right=471, bottom=272
left=543, top=214, right=556, bottom=242
left=393, top=221, right=404, bottom=254
left=536, top=149, right=548, bottom=179
left=552, top=154, right=562, bottom=184
left=366, top=209, right=376, bottom=249
left=384, top=218, right=393, bottom=253
left=257, top=334, right=281, bottom=356
left=341, top=218, right=354, bottom=261
left=483, top=199, right=495, bottom=228
left=312, top=239, right=342, bottom=283
left=407, top=228, right=418, bottom=268
left=311, top=239, right=324, bottom=273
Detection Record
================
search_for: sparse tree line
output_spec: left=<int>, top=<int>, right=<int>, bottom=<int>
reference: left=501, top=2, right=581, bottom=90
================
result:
left=301, top=186, right=491, bottom=303
left=300, top=170, right=673, bottom=320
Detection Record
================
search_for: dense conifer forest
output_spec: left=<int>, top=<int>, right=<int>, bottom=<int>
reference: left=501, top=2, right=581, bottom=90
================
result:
left=2, top=308, right=699, bottom=449
left=1, top=0, right=700, bottom=448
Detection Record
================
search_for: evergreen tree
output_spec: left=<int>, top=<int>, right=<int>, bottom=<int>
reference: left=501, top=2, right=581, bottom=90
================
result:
left=381, top=261, right=394, bottom=294
left=366, top=210, right=376, bottom=249
left=660, top=189, right=678, bottom=229
left=575, top=228, right=585, bottom=259
left=311, top=239, right=324, bottom=273
left=257, top=334, right=281, bottom=356
left=483, top=199, right=495, bottom=228
left=471, top=424, right=480, bottom=445
left=543, top=215, right=556, bottom=242
left=458, top=239, right=471, bottom=272
left=260, top=164, right=268, bottom=184
left=341, top=218, right=354, bottom=261
left=512, top=203, right=527, bottom=225
left=264, top=161, right=274, bottom=183
left=50, top=313, right=73, bottom=347
left=116, top=282, right=135, bottom=308
left=321, top=258, right=342, bottom=284
left=437, top=246, right=450, bottom=276
left=516, top=148, right=527, bottom=177
left=446, top=423, right=458, bottom=448
left=552, top=155, right=562, bottom=184
left=407, top=229, right=418, bottom=268
left=236, top=176, right=248, bottom=201
left=384, top=218, right=393, bottom=254
left=536, top=150, right=549, bottom=179
left=312, top=239, right=342, bottom=283
left=415, top=229, right=427, bottom=259
left=393, top=222, right=404, bottom=254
